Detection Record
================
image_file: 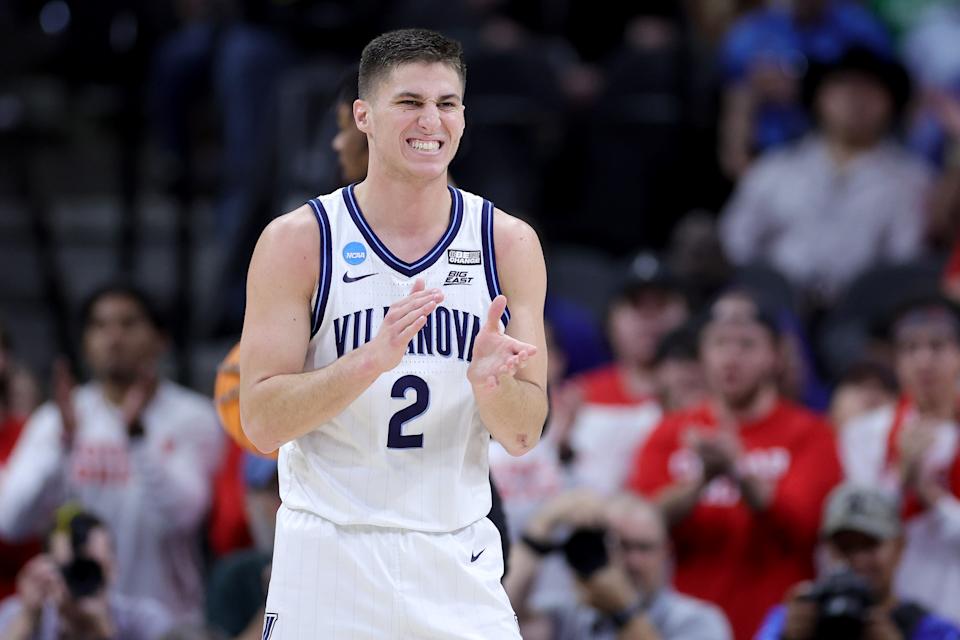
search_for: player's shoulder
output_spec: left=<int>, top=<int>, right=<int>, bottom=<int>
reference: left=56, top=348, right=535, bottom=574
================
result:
left=259, top=205, right=320, bottom=247
left=491, top=207, right=541, bottom=248
left=250, top=205, right=322, bottom=283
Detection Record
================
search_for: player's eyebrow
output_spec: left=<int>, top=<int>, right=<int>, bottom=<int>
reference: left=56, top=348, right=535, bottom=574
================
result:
left=392, top=91, right=462, bottom=103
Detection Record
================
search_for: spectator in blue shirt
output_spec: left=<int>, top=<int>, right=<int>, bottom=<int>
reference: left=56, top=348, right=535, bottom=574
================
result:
left=719, top=0, right=892, bottom=177
left=755, top=484, right=960, bottom=640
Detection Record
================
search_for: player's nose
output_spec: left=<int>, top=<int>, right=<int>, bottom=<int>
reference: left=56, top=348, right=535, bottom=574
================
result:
left=418, top=104, right=441, bottom=130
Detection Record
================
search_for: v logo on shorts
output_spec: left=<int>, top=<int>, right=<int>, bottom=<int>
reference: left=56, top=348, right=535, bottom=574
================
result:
left=262, top=613, right=279, bottom=640
left=471, top=548, right=485, bottom=563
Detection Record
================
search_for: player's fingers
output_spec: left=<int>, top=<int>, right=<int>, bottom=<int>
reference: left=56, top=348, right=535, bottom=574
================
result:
left=483, top=295, right=507, bottom=332
left=410, top=278, right=426, bottom=295
left=394, top=299, right=439, bottom=333
left=397, top=314, right=428, bottom=344
left=387, top=289, right=441, bottom=320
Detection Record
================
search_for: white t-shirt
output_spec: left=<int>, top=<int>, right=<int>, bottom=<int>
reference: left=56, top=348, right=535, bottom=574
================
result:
left=0, top=381, right=223, bottom=621
left=841, top=403, right=960, bottom=626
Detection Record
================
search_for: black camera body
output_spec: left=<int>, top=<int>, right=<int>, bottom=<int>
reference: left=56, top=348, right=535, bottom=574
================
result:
left=807, top=569, right=876, bottom=640
left=562, top=527, right=610, bottom=579
left=61, top=557, right=105, bottom=599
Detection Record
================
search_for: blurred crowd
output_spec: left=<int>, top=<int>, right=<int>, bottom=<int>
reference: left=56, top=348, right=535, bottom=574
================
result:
left=4, top=0, right=960, bottom=638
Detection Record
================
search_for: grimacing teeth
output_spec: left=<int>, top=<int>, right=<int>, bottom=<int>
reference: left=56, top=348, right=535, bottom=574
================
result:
left=409, top=139, right=441, bottom=151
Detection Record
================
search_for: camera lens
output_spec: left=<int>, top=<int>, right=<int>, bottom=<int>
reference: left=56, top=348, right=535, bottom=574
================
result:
left=61, top=557, right=104, bottom=599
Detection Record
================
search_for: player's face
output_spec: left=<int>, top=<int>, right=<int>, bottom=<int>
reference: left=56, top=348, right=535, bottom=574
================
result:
left=895, top=321, right=960, bottom=408
left=83, top=295, right=163, bottom=384
left=332, top=102, right=368, bottom=183
left=354, top=61, right=465, bottom=182
left=700, top=320, right=778, bottom=409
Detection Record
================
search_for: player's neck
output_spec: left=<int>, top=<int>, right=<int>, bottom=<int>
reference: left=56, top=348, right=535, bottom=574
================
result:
left=353, top=169, right=451, bottom=236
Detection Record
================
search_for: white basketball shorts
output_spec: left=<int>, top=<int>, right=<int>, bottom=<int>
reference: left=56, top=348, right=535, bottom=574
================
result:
left=262, top=505, right=521, bottom=639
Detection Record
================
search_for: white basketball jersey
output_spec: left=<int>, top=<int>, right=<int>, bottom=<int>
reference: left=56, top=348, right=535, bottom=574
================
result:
left=278, top=184, right=510, bottom=532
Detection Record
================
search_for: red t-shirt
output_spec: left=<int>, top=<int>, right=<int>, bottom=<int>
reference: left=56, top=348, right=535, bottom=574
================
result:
left=627, top=399, right=842, bottom=640
left=577, top=365, right=650, bottom=406
left=207, top=439, right=253, bottom=556
left=0, top=415, right=42, bottom=599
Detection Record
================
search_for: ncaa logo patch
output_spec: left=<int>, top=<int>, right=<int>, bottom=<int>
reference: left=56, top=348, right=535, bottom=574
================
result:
left=343, top=242, right=367, bottom=265
left=262, top=613, right=279, bottom=640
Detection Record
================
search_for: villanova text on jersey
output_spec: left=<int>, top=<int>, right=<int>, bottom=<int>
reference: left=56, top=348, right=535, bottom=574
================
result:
left=283, top=183, right=512, bottom=533
left=333, top=304, right=483, bottom=361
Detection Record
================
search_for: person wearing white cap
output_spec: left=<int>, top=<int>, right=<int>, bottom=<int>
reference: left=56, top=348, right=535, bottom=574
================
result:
left=755, top=484, right=960, bottom=640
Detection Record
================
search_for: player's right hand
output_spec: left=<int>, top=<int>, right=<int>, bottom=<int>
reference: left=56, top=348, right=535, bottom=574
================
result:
left=366, top=279, right=443, bottom=374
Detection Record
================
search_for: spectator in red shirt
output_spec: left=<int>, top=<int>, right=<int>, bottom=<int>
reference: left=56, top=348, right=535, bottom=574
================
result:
left=842, top=295, right=960, bottom=625
left=555, top=252, right=689, bottom=494
left=627, top=289, right=842, bottom=639
left=0, top=323, right=41, bottom=599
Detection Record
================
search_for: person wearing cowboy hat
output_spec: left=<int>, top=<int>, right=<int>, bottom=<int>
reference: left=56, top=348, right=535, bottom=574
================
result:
left=720, top=45, right=933, bottom=310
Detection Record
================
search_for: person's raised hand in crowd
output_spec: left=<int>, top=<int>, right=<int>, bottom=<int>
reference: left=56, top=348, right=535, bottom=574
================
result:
left=550, top=380, right=584, bottom=463
left=52, top=358, right=78, bottom=448
left=524, top=489, right=607, bottom=541
left=119, top=365, right=159, bottom=438
left=897, top=415, right=939, bottom=497
left=685, top=423, right=741, bottom=483
left=778, top=582, right=817, bottom=640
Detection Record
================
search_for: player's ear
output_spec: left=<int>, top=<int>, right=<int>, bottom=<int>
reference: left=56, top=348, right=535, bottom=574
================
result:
left=354, top=99, right=371, bottom=134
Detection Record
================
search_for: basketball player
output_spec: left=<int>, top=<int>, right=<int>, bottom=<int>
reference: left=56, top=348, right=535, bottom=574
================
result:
left=239, top=29, right=547, bottom=639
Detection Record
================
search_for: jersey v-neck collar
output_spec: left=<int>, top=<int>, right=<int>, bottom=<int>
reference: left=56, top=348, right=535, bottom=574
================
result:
left=342, top=182, right=463, bottom=278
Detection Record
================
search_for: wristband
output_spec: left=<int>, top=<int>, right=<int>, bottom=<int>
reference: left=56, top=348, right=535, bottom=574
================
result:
left=520, top=533, right=557, bottom=556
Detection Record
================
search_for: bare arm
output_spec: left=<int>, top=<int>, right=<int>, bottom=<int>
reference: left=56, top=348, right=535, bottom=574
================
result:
left=239, top=208, right=441, bottom=453
left=468, top=211, right=548, bottom=457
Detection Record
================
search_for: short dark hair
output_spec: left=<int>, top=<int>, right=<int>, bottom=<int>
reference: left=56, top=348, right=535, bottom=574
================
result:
left=335, top=67, right=360, bottom=108
left=80, top=282, right=166, bottom=332
left=653, top=323, right=700, bottom=366
left=697, top=287, right=781, bottom=340
left=883, top=293, right=960, bottom=343
left=358, top=28, right=466, bottom=99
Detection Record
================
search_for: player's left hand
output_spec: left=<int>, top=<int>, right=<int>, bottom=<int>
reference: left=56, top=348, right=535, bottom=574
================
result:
left=467, top=295, right=537, bottom=392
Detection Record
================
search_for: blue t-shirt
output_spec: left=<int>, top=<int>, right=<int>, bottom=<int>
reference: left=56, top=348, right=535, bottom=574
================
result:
left=722, top=1, right=893, bottom=150
left=755, top=604, right=960, bottom=640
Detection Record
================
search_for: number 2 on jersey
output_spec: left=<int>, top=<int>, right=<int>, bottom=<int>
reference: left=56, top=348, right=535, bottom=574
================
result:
left=388, top=375, right=429, bottom=448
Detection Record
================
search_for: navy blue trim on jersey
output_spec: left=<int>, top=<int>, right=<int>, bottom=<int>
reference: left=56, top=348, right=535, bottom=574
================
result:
left=342, top=183, right=464, bottom=278
left=307, top=198, right=333, bottom=337
left=481, top=199, right=511, bottom=328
